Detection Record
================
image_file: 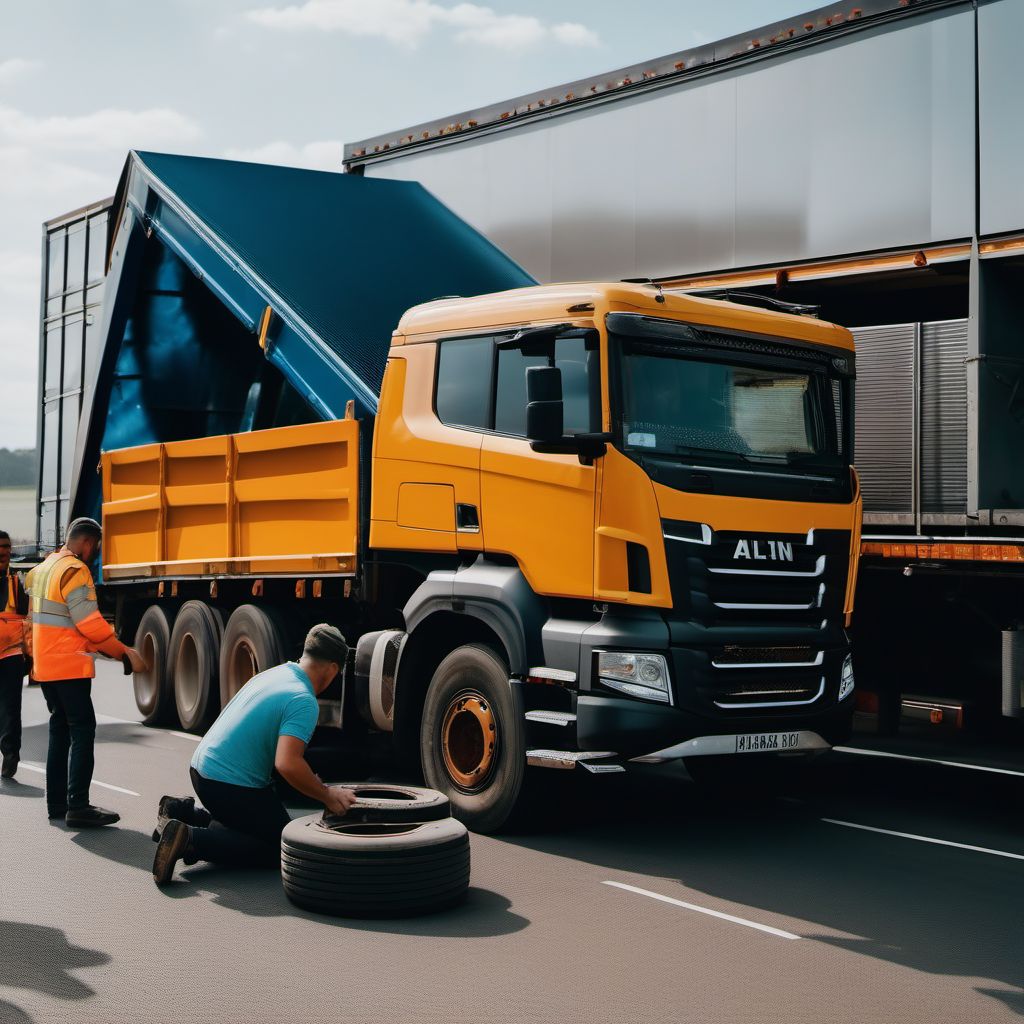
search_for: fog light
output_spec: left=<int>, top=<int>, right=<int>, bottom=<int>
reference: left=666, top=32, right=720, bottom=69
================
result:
left=597, top=652, right=672, bottom=704
left=838, top=654, right=854, bottom=701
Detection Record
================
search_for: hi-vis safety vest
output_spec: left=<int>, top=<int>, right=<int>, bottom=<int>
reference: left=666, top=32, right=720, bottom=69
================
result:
left=0, top=569, right=27, bottom=661
left=25, top=550, right=126, bottom=682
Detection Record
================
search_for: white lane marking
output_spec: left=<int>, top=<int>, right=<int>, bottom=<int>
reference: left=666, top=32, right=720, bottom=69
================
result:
left=822, top=818, right=1024, bottom=862
left=834, top=745, right=1024, bottom=778
left=602, top=881, right=801, bottom=940
left=17, top=761, right=140, bottom=797
left=169, top=731, right=201, bottom=742
left=96, top=713, right=143, bottom=726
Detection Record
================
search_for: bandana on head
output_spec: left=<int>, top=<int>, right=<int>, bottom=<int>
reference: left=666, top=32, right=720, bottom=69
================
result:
left=304, top=623, right=348, bottom=664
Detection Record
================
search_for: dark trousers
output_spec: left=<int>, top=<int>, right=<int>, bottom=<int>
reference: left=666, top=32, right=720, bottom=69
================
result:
left=0, top=656, right=25, bottom=761
left=40, top=679, right=95, bottom=813
left=188, top=767, right=290, bottom=868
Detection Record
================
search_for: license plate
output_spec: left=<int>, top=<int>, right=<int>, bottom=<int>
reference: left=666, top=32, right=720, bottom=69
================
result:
left=734, top=731, right=801, bottom=754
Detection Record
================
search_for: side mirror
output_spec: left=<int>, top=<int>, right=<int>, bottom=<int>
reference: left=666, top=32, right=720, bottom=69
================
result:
left=526, top=366, right=563, bottom=443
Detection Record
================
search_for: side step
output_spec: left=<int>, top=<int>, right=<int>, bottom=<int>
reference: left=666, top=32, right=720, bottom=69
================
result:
left=526, top=749, right=624, bottom=772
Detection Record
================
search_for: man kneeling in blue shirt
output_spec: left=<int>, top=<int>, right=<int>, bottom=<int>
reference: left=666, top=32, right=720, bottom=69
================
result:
left=152, top=623, right=357, bottom=885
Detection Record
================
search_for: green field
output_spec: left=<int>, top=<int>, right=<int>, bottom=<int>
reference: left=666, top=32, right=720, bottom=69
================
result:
left=0, top=488, right=35, bottom=545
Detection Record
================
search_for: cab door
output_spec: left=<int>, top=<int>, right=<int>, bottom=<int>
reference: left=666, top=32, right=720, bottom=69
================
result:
left=480, top=336, right=600, bottom=600
left=370, top=340, right=486, bottom=555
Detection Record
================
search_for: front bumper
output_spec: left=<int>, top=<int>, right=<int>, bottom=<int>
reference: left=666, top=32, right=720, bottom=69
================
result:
left=570, top=687, right=854, bottom=760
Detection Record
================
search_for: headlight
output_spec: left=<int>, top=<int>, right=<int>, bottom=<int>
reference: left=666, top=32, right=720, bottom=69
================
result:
left=597, top=652, right=672, bottom=704
left=838, top=654, right=854, bottom=701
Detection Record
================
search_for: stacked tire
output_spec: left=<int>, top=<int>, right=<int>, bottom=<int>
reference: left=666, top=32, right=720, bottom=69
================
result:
left=281, top=784, right=470, bottom=918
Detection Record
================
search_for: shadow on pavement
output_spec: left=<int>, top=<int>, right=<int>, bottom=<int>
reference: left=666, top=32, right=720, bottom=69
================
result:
left=0, top=1000, right=34, bottom=1024
left=70, top=826, right=154, bottom=871
left=500, top=761, right=1024, bottom=1016
left=0, top=778, right=44, bottom=799
left=0, top=920, right=110, bottom=1000
left=68, top=825, right=529, bottom=938
left=168, top=865, right=528, bottom=937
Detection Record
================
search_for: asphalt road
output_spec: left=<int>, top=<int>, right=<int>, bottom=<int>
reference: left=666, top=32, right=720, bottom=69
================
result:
left=2, top=662, right=1023, bottom=1024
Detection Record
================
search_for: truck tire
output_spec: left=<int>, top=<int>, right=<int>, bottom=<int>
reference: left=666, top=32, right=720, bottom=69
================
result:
left=337, top=783, right=451, bottom=825
left=219, top=604, right=286, bottom=705
left=281, top=813, right=470, bottom=918
left=169, top=601, right=223, bottom=733
left=133, top=605, right=177, bottom=726
left=420, top=643, right=528, bottom=834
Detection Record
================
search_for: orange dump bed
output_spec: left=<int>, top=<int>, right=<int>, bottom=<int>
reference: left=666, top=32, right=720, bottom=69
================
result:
left=101, top=420, right=359, bottom=581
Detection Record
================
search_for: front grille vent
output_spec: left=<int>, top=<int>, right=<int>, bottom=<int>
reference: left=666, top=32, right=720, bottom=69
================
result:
left=715, top=645, right=814, bottom=665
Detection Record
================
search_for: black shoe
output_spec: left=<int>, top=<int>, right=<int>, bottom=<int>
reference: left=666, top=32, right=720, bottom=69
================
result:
left=152, top=794, right=210, bottom=842
left=153, top=819, right=192, bottom=886
left=1, top=755, right=17, bottom=779
left=65, top=805, right=120, bottom=828
left=47, top=806, right=68, bottom=821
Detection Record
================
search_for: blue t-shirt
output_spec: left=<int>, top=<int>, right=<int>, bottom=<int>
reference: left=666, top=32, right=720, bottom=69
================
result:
left=192, top=662, right=319, bottom=788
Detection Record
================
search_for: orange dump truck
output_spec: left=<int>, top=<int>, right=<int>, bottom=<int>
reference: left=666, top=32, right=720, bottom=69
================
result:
left=101, top=280, right=861, bottom=832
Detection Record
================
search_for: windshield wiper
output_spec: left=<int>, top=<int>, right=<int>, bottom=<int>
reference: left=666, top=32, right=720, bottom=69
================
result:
left=670, top=444, right=756, bottom=463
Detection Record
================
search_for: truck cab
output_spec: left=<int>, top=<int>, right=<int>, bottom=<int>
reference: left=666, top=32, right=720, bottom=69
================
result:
left=362, top=282, right=861, bottom=828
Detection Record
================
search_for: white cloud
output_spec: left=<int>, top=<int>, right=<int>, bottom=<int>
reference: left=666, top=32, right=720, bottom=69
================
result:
left=551, top=22, right=600, bottom=48
left=245, top=0, right=599, bottom=50
left=0, top=58, right=41, bottom=85
left=223, top=139, right=343, bottom=171
left=0, top=105, right=200, bottom=153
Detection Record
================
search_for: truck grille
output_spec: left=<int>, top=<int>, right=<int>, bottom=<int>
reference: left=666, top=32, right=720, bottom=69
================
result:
left=661, top=521, right=851, bottom=630
left=661, top=522, right=851, bottom=713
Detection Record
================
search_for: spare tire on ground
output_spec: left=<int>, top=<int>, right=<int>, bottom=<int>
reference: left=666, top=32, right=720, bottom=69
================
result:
left=281, top=788, right=470, bottom=918
left=332, top=784, right=452, bottom=826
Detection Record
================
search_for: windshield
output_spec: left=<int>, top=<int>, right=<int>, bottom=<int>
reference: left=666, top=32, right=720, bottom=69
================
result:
left=612, top=326, right=849, bottom=475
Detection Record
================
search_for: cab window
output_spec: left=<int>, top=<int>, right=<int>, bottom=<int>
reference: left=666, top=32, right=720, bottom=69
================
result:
left=435, top=333, right=601, bottom=436
left=435, top=337, right=492, bottom=429
left=495, top=337, right=601, bottom=436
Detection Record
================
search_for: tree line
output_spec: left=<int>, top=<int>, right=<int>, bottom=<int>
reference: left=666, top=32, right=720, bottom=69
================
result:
left=0, top=449, right=37, bottom=488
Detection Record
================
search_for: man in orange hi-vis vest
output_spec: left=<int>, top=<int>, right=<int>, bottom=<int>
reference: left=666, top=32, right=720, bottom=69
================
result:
left=0, top=530, right=29, bottom=779
left=25, top=517, right=145, bottom=827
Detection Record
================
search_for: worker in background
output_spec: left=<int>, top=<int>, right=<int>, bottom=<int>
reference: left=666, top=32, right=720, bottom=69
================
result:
left=25, top=517, right=146, bottom=826
left=152, top=624, right=357, bottom=886
left=0, top=530, right=29, bottom=779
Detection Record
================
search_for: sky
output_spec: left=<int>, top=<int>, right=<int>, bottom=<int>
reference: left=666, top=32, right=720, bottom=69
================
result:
left=1, top=0, right=811, bottom=451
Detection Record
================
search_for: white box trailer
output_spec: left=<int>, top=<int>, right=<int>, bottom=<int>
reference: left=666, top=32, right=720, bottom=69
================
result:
left=344, top=0, right=1024, bottom=727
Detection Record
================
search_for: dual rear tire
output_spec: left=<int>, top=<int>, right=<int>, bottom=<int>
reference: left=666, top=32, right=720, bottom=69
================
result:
left=133, top=601, right=285, bottom=732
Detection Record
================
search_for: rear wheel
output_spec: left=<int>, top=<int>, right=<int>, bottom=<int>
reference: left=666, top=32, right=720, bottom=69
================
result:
left=133, top=605, right=177, bottom=726
left=219, top=604, right=286, bottom=705
left=169, top=601, right=224, bottom=733
left=420, top=643, right=528, bottom=834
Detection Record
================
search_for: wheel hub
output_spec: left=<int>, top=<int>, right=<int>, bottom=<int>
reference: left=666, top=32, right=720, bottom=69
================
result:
left=441, top=691, right=497, bottom=789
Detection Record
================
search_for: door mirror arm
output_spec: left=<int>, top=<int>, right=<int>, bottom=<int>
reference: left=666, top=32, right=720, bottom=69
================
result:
left=530, top=431, right=613, bottom=465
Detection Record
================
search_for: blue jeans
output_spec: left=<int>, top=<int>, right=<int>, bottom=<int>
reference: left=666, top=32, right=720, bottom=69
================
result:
left=40, top=679, right=95, bottom=813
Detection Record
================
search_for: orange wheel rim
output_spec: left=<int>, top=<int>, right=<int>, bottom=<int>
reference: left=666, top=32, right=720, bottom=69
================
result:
left=441, top=690, right=497, bottom=789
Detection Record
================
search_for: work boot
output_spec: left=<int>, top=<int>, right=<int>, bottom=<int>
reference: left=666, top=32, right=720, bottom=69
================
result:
left=1, top=754, right=17, bottom=779
left=65, top=805, right=120, bottom=828
left=152, top=819, right=193, bottom=886
left=152, top=794, right=211, bottom=842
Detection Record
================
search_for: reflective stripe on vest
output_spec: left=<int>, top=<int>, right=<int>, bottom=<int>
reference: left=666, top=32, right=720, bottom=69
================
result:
left=28, top=552, right=101, bottom=681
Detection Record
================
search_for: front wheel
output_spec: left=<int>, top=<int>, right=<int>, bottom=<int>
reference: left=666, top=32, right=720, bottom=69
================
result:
left=420, top=644, right=527, bottom=834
